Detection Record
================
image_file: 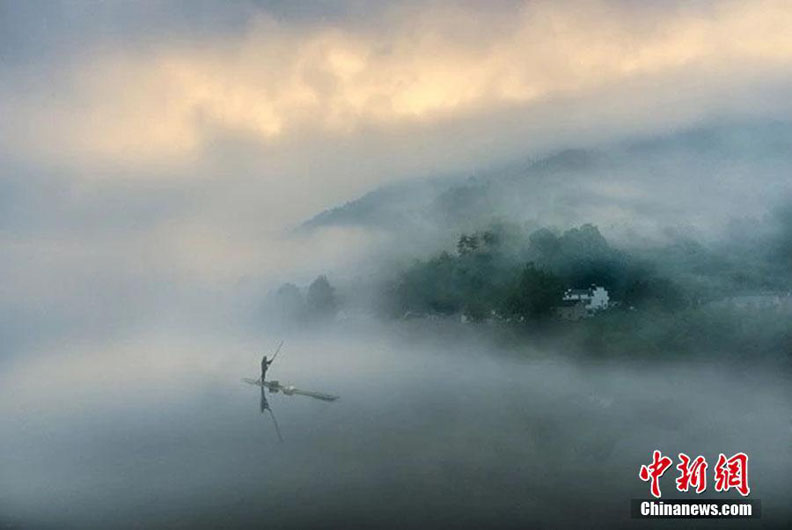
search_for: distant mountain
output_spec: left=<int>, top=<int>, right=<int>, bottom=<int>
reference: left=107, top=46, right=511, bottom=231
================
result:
left=300, top=121, right=792, bottom=248
left=300, top=149, right=603, bottom=230
left=300, top=178, right=449, bottom=231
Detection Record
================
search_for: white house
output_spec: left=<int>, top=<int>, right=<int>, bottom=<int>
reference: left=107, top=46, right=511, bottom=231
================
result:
left=563, top=285, right=610, bottom=315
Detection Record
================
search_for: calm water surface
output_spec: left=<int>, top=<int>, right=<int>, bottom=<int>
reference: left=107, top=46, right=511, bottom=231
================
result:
left=1, top=324, right=790, bottom=528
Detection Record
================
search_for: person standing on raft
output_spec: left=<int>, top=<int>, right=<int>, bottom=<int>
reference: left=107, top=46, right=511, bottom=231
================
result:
left=261, top=355, right=274, bottom=383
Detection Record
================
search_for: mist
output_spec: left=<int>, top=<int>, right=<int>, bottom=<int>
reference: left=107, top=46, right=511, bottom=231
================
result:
left=2, top=1, right=792, bottom=528
left=1, top=321, right=790, bottom=529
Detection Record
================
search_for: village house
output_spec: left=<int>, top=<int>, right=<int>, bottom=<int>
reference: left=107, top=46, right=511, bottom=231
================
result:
left=565, top=286, right=610, bottom=311
left=556, top=285, right=610, bottom=320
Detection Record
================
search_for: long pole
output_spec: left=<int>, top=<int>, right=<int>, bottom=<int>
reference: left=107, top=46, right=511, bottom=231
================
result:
left=270, top=340, right=285, bottom=363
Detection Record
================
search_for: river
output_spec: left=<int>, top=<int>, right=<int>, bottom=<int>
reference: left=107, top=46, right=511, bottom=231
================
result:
left=1, top=321, right=789, bottom=528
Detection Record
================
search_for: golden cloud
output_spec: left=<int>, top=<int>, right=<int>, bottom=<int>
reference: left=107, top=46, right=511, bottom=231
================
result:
left=5, top=0, right=792, bottom=166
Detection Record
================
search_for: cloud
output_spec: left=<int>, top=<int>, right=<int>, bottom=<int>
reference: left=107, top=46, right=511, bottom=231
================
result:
left=2, top=0, right=792, bottom=343
left=3, top=0, right=792, bottom=168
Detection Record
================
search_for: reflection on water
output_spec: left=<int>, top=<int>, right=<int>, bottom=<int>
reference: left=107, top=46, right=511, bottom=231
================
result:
left=251, top=373, right=340, bottom=443
left=249, top=345, right=342, bottom=444
left=0, top=325, right=790, bottom=528
left=259, top=385, right=283, bottom=443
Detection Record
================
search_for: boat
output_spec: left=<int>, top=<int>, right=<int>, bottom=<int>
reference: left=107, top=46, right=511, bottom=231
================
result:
left=242, top=378, right=339, bottom=402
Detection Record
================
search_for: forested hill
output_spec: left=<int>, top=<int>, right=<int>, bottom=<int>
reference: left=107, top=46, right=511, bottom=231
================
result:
left=299, top=121, right=792, bottom=248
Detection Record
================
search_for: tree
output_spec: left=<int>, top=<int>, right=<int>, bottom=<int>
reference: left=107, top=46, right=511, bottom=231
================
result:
left=457, top=229, right=502, bottom=256
left=623, top=276, right=685, bottom=311
left=528, top=227, right=560, bottom=260
left=306, top=275, right=338, bottom=319
left=503, top=263, right=565, bottom=320
left=393, top=252, right=462, bottom=316
left=457, top=233, right=480, bottom=255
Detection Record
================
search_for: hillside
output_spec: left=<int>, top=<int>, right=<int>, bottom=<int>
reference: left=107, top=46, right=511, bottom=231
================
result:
left=300, top=121, right=792, bottom=249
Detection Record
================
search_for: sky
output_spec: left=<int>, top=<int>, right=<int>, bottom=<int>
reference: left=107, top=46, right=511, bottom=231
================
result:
left=2, top=0, right=792, bottom=346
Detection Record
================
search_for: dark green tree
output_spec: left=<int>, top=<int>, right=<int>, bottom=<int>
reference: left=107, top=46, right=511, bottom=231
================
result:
left=306, top=275, right=338, bottom=319
left=456, top=234, right=480, bottom=255
left=503, top=263, right=565, bottom=320
left=528, top=227, right=561, bottom=260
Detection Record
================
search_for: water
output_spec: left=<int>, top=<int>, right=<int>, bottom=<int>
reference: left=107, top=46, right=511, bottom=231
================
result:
left=1, top=323, right=790, bottom=528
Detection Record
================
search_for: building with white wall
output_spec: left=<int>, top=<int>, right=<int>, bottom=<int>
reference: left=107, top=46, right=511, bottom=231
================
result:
left=562, top=285, right=610, bottom=315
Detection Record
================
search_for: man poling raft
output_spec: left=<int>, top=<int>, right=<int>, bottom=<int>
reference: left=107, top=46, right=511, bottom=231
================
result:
left=246, top=340, right=339, bottom=402
left=261, top=340, right=282, bottom=383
